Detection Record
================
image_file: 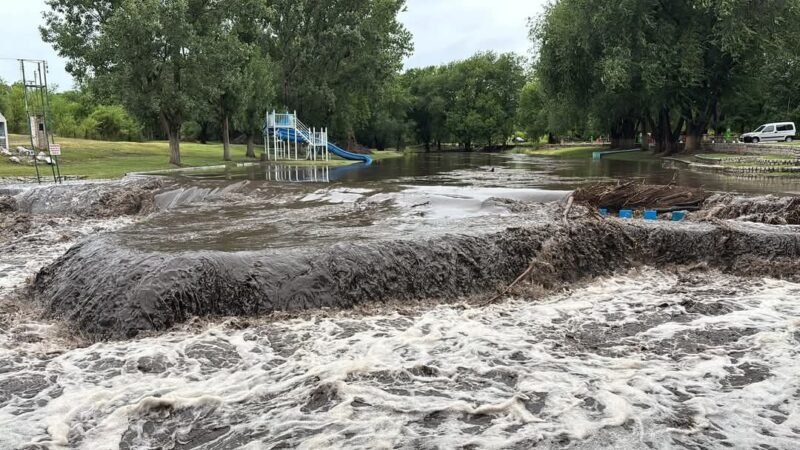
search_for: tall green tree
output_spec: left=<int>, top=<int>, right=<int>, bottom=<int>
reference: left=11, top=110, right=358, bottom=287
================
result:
left=42, top=0, right=248, bottom=164
left=516, top=79, right=550, bottom=143
left=234, top=55, right=278, bottom=158
left=357, top=76, right=412, bottom=150
left=444, top=52, right=525, bottom=150
left=402, top=67, right=449, bottom=151
left=266, top=0, right=412, bottom=145
left=533, top=0, right=800, bottom=153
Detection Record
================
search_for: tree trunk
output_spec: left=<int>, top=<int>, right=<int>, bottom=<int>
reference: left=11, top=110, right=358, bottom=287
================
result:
left=168, top=126, right=181, bottom=166
left=161, top=112, right=182, bottom=165
left=245, top=133, right=255, bottom=158
left=611, top=117, right=637, bottom=149
left=654, top=107, right=682, bottom=156
left=640, top=116, right=650, bottom=151
left=346, top=128, right=357, bottom=151
left=684, top=118, right=707, bottom=153
left=684, top=124, right=703, bottom=153
left=222, top=114, right=231, bottom=161
left=199, top=121, right=210, bottom=144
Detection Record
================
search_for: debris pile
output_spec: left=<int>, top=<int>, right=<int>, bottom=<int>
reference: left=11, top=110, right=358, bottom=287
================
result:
left=573, top=182, right=708, bottom=211
left=694, top=194, right=800, bottom=225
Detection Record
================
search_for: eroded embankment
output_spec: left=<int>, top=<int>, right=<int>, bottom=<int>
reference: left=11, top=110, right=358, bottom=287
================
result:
left=31, top=214, right=800, bottom=340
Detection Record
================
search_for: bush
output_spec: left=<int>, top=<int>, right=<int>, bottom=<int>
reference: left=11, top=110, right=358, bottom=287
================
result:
left=80, top=105, right=143, bottom=141
left=181, top=121, right=202, bottom=142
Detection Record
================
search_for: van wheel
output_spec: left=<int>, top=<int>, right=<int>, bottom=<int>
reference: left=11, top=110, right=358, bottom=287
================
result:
left=787, top=136, right=794, bottom=143
left=752, top=137, right=760, bottom=144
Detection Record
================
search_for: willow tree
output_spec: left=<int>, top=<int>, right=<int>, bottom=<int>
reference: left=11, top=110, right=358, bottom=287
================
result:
left=533, top=0, right=800, bottom=153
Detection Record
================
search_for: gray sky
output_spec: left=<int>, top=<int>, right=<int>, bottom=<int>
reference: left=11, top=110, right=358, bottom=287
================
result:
left=0, top=0, right=546, bottom=91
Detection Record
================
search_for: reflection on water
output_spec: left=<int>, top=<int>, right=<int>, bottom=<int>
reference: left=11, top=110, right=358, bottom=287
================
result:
left=181, top=152, right=800, bottom=195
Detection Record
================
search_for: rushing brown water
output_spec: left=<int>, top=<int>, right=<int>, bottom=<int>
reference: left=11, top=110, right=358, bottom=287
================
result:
left=183, top=151, right=800, bottom=195
left=2, top=151, right=799, bottom=449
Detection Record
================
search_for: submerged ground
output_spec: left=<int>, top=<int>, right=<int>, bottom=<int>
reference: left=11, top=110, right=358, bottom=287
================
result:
left=1, top=152, right=799, bottom=449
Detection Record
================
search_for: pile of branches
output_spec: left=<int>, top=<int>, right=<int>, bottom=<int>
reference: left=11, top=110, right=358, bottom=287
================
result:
left=573, top=181, right=708, bottom=211
left=695, top=194, right=800, bottom=225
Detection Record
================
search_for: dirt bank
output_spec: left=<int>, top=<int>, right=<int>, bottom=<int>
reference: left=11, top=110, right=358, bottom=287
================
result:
left=30, top=208, right=800, bottom=341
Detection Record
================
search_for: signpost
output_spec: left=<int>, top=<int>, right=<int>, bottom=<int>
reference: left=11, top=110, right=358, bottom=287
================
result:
left=48, top=143, right=62, bottom=182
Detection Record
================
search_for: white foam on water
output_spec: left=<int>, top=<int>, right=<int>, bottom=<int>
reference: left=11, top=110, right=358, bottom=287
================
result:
left=0, top=216, right=134, bottom=295
left=1, top=268, right=799, bottom=449
left=301, top=188, right=374, bottom=204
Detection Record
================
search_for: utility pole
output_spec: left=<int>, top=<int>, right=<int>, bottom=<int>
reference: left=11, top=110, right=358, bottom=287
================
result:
left=19, top=59, right=60, bottom=183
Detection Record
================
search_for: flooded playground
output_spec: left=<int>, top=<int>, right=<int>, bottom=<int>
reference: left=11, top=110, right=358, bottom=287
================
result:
left=2, top=152, right=800, bottom=449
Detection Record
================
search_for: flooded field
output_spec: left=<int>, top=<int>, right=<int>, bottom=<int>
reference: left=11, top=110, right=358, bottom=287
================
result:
left=1, top=151, right=799, bottom=449
left=185, top=151, right=800, bottom=195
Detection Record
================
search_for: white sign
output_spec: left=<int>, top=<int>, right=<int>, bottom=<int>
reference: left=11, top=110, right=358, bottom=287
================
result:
left=49, top=144, right=61, bottom=156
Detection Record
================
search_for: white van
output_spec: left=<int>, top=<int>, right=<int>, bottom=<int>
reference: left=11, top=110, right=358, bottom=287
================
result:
left=741, top=122, right=796, bottom=143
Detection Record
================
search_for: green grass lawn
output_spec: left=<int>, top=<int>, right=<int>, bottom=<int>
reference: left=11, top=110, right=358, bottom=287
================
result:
left=602, top=150, right=659, bottom=162
left=369, top=150, right=405, bottom=161
left=519, top=146, right=659, bottom=162
left=517, top=146, right=601, bottom=158
left=1, top=134, right=397, bottom=179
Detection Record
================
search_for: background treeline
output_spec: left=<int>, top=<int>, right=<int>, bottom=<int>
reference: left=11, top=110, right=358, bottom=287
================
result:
left=0, top=81, right=143, bottom=141
left=530, top=0, right=800, bottom=153
left=9, top=0, right=799, bottom=163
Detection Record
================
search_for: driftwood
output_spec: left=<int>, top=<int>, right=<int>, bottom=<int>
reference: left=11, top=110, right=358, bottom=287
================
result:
left=573, top=181, right=708, bottom=211
left=486, top=198, right=575, bottom=306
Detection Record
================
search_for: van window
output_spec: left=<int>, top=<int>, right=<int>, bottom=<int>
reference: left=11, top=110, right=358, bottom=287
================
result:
left=763, top=126, right=775, bottom=133
left=777, top=124, right=794, bottom=132
left=754, top=125, right=765, bottom=132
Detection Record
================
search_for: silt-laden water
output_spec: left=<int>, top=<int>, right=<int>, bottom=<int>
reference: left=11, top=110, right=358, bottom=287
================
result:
left=2, top=268, right=799, bottom=449
left=1, top=152, right=799, bottom=449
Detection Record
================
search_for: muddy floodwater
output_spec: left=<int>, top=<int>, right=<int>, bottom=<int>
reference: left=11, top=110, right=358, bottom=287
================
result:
left=1, top=152, right=800, bottom=449
left=185, top=151, right=800, bottom=195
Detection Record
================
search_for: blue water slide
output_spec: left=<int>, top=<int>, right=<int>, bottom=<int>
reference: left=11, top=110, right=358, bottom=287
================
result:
left=272, top=128, right=373, bottom=165
left=326, top=142, right=373, bottom=164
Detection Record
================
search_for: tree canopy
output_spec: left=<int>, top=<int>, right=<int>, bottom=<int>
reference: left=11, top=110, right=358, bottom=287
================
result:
left=41, top=0, right=412, bottom=163
left=528, top=0, right=800, bottom=152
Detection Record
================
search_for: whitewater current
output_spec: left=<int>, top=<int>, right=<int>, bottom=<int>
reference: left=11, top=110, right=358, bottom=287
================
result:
left=3, top=258, right=800, bottom=448
left=2, top=179, right=799, bottom=449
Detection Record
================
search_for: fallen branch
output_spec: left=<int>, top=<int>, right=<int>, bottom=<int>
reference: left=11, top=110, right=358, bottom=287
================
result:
left=562, top=196, right=574, bottom=225
left=482, top=259, right=537, bottom=306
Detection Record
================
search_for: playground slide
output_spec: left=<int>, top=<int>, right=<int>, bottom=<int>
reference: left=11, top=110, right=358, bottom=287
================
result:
left=326, top=142, right=373, bottom=164
left=273, top=128, right=373, bottom=164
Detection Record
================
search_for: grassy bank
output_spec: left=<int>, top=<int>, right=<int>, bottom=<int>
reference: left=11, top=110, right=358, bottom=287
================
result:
left=1, top=135, right=398, bottom=179
left=517, top=146, right=600, bottom=158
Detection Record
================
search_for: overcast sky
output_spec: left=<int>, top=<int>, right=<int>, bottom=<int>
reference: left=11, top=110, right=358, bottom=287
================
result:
left=0, top=0, right=547, bottom=91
